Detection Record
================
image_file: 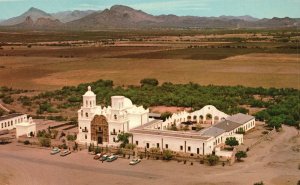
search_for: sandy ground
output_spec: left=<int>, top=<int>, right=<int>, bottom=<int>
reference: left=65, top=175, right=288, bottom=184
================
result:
left=0, top=125, right=299, bottom=185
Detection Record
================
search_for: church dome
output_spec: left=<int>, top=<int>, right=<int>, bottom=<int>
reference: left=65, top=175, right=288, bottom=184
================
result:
left=83, top=86, right=96, bottom=96
left=124, top=98, right=133, bottom=108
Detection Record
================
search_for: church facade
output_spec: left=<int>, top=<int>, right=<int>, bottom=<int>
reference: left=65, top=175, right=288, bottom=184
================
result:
left=77, top=86, right=255, bottom=155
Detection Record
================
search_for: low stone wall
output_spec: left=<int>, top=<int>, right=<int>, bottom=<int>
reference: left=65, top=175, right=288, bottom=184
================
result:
left=248, top=128, right=276, bottom=150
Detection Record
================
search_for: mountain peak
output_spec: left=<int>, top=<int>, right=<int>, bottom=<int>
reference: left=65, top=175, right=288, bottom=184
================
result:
left=27, top=7, right=45, bottom=13
left=110, top=5, right=135, bottom=12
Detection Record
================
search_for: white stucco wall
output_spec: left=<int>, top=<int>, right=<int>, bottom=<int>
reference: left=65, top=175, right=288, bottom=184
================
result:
left=132, top=133, right=215, bottom=155
left=0, top=114, right=27, bottom=131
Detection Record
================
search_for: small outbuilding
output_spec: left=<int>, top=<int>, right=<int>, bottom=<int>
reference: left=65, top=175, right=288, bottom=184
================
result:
left=15, top=117, right=36, bottom=138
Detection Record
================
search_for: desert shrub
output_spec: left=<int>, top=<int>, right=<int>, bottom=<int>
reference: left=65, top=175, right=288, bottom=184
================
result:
left=60, top=132, right=66, bottom=138
left=67, top=96, right=81, bottom=103
left=0, top=109, right=4, bottom=116
left=125, top=143, right=136, bottom=149
left=235, top=151, right=247, bottom=161
left=2, top=96, right=14, bottom=104
left=206, top=155, right=219, bottom=166
left=39, top=137, right=51, bottom=147
left=162, top=149, right=173, bottom=160
left=23, top=140, right=30, bottom=145
left=66, top=134, right=76, bottom=141
left=51, top=130, right=58, bottom=139
left=88, top=143, right=95, bottom=152
left=140, top=78, right=159, bottom=87
left=36, top=130, right=51, bottom=138
left=18, top=96, right=31, bottom=106
left=94, top=146, right=101, bottom=154
left=149, top=147, right=160, bottom=153
left=253, top=181, right=264, bottom=185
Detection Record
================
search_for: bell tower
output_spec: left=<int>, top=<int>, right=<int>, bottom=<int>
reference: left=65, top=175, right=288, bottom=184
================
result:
left=83, top=86, right=96, bottom=108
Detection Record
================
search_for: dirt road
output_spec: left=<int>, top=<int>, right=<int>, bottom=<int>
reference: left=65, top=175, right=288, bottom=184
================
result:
left=0, top=125, right=299, bottom=185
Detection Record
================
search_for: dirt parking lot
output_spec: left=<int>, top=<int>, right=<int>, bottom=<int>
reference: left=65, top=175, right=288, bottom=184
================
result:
left=0, top=125, right=299, bottom=185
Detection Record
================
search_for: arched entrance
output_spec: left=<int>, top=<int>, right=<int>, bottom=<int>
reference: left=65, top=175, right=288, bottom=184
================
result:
left=91, top=115, right=109, bottom=144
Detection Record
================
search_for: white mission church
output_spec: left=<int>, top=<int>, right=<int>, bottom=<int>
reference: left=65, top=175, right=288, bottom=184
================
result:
left=77, top=86, right=255, bottom=155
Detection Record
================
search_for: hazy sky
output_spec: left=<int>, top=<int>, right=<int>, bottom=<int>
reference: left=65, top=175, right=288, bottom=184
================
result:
left=0, top=0, right=299, bottom=20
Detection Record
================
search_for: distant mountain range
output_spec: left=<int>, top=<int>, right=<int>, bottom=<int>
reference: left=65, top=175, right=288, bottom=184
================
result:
left=0, top=7, right=97, bottom=26
left=0, top=5, right=299, bottom=30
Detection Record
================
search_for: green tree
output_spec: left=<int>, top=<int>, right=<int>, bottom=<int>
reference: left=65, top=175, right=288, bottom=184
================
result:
left=225, top=137, right=239, bottom=147
left=235, top=151, right=247, bottom=161
left=267, top=116, right=284, bottom=129
left=117, top=132, right=132, bottom=148
left=161, top=112, right=172, bottom=121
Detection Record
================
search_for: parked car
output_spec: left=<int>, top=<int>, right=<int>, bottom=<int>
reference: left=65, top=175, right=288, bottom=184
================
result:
left=99, top=154, right=109, bottom=161
left=94, top=153, right=103, bottom=160
left=60, top=150, right=71, bottom=157
left=50, top=147, right=61, bottom=155
left=129, top=158, right=141, bottom=165
left=106, top=155, right=118, bottom=162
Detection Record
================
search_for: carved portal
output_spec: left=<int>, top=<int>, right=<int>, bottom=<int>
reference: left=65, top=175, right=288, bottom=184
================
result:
left=91, top=115, right=108, bottom=144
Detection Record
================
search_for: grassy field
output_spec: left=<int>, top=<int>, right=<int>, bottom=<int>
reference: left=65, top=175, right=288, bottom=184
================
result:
left=0, top=30, right=299, bottom=90
left=0, top=53, right=298, bottom=90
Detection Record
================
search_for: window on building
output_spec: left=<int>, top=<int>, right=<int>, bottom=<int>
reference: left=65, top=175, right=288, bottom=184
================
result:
left=114, top=115, right=117, bottom=120
left=136, top=141, right=138, bottom=145
left=197, top=148, right=200, bottom=154
left=180, top=146, right=183, bottom=151
left=8, top=122, right=10, bottom=126
left=188, top=146, right=191, bottom=152
left=86, top=112, right=88, bottom=117
left=146, top=143, right=150, bottom=148
left=165, top=144, right=168, bottom=149
left=113, top=137, right=115, bottom=142
left=5, top=122, right=6, bottom=127
left=1, top=123, right=3, bottom=128
left=157, top=143, right=159, bottom=148
left=85, top=134, right=87, bottom=139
